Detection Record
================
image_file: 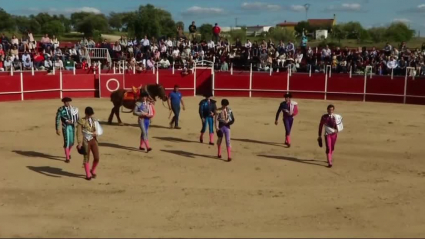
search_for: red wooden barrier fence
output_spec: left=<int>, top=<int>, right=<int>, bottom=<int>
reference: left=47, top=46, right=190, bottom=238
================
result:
left=0, top=66, right=424, bottom=106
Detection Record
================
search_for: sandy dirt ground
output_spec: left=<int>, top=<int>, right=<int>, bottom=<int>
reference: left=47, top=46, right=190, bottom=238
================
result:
left=1, top=96, right=425, bottom=238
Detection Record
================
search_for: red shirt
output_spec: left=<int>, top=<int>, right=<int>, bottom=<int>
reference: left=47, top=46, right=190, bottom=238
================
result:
left=213, top=26, right=221, bottom=35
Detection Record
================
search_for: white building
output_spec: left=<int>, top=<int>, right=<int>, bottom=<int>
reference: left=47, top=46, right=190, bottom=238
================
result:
left=246, top=25, right=272, bottom=36
left=315, top=30, right=329, bottom=40
left=220, top=27, right=242, bottom=32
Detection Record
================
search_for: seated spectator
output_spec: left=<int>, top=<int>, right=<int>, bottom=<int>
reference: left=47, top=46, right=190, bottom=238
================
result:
left=383, top=43, right=392, bottom=56
left=79, top=47, right=89, bottom=62
left=12, top=58, right=21, bottom=70
left=112, top=41, right=121, bottom=59
left=44, top=56, right=53, bottom=71
left=80, top=37, right=88, bottom=48
left=33, top=52, right=45, bottom=69
left=87, top=38, right=96, bottom=48
left=41, top=34, right=52, bottom=49
left=321, top=45, right=331, bottom=64
left=54, top=47, right=64, bottom=62
left=220, top=60, right=228, bottom=71
left=4, top=56, right=12, bottom=71
left=386, top=56, right=398, bottom=73
left=23, top=58, right=33, bottom=70
left=0, top=45, right=4, bottom=58
left=69, top=46, right=78, bottom=62
left=10, top=35, right=19, bottom=47
left=21, top=35, right=29, bottom=52
left=10, top=45, right=19, bottom=61
left=0, top=55, right=4, bottom=71
left=54, top=58, right=63, bottom=69
left=22, top=51, right=31, bottom=63
left=43, top=46, right=53, bottom=60
left=286, top=41, right=295, bottom=56
left=64, top=59, right=75, bottom=71
left=295, top=50, right=303, bottom=68
left=159, top=57, right=170, bottom=68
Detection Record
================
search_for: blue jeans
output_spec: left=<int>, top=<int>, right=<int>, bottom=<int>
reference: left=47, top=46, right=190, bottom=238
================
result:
left=201, top=116, right=214, bottom=134
left=170, top=104, right=180, bottom=127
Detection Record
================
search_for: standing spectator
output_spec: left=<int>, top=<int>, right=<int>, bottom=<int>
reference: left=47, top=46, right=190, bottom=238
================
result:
left=141, top=35, right=150, bottom=53
left=384, top=43, right=392, bottom=57
left=300, top=31, right=308, bottom=55
left=51, top=35, right=59, bottom=49
left=10, top=35, right=19, bottom=47
left=28, top=30, right=35, bottom=50
left=87, top=38, right=95, bottom=48
left=189, top=21, right=197, bottom=41
left=1, top=33, right=10, bottom=51
left=212, top=23, right=221, bottom=43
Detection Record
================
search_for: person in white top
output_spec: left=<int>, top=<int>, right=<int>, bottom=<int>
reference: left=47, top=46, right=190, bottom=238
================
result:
left=386, top=56, right=398, bottom=70
left=172, top=47, right=180, bottom=58
left=159, top=57, right=170, bottom=68
left=10, top=35, right=19, bottom=46
left=208, top=40, right=215, bottom=49
left=245, top=40, right=252, bottom=49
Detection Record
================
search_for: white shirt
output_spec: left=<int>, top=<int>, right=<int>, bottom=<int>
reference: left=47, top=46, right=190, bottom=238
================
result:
left=207, top=41, right=215, bottom=49
left=142, top=39, right=150, bottom=46
left=322, top=48, right=331, bottom=57
left=245, top=42, right=252, bottom=48
left=387, top=60, right=398, bottom=69
left=172, top=49, right=180, bottom=58
left=22, top=54, right=31, bottom=62
left=166, top=40, right=173, bottom=48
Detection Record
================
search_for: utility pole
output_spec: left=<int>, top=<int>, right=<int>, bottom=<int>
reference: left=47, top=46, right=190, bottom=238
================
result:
left=304, top=4, right=310, bottom=21
left=235, top=18, right=238, bottom=27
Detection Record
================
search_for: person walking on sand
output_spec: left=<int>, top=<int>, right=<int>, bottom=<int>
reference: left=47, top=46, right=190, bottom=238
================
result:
left=167, top=85, right=185, bottom=129
left=134, top=92, right=155, bottom=152
left=76, top=107, right=101, bottom=180
left=275, top=93, right=298, bottom=147
left=318, top=104, right=343, bottom=168
left=56, top=97, right=79, bottom=163
left=199, top=93, right=217, bottom=145
left=215, top=99, right=235, bottom=162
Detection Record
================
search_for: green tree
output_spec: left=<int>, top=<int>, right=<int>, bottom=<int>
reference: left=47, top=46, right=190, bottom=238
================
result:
left=34, top=13, right=53, bottom=29
left=330, top=24, right=347, bottom=42
left=59, top=14, right=72, bottom=33
left=108, top=12, right=124, bottom=31
left=268, top=28, right=296, bottom=43
left=43, top=20, right=65, bottom=36
left=74, top=13, right=109, bottom=38
left=294, top=21, right=311, bottom=36
left=368, top=27, right=386, bottom=43
left=0, top=8, right=14, bottom=31
left=385, top=22, right=415, bottom=42
left=229, top=29, right=246, bottom=43
left=131, top=4, right=176, bottom=38
left=199, top=24, right=213, bottom=41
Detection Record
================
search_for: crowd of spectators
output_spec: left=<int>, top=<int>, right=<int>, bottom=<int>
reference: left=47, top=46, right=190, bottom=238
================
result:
left=1, top=22, right=425, bottom=77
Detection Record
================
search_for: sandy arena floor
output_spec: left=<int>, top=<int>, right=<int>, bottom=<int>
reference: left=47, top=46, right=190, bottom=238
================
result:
left=0, top=96, right=425, bottom=238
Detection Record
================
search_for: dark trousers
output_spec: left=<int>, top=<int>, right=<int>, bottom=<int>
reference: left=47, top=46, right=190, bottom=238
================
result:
left=284, top=117, right=294, bottom=136
left=170, top=104, right=180, bottom=127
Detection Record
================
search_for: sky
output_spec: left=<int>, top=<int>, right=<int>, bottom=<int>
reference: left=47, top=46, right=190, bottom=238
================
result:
left=1, top=0, right=424, bottom=34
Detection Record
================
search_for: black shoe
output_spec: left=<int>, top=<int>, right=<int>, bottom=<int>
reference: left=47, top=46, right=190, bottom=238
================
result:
left=90, top=171, right=97, bottom=179
left=209, top=142, right=214, bottom=146
left=174, top=126, right=181, bottom=129
left=65, top=159, right=70, bottom=163
left=218, top=155, right=222, bottom=158
left=200, top=138, right=203, bottom=143
left=228, top=158, right=232, bottom=162
left=139, top=147, right=145, bottom=151
left=147, top=148, right=152, bottom=152
left=85, top=176, right=92, bottom=181
left=327, top=164, right=333, bottom=168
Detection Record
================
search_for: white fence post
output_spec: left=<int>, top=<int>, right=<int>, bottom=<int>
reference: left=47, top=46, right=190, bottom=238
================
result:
left=212, top=65, right=215, bottom=96
left=287, top=66, right=290, bottom=92
left=20, top=71, right=24, bottom=101
left=249, top=63, right=253, bottom=98
left=11, top=65, right=14, bottom=76
left=364, top=66, right=372, bottom=102
left=172, top=61, right=175, bottom=75
left=325, top=65, right=331, bottom=100
left=230, top=63, right=233, bottom=75
left=59, top=68, right=63, bottom=99
left=73, top=62, right=76, bottom=75
left=113, top=62, right=116, bottom=74
left=156, top=62, right=159, bottom=84
left=269, top=65, right=272, bottom=76
left=391, top=68, right=394, bottom=80
left=193, top=63, right=197, bottom=96
left=309, top=65, right=312, bottom=77
left=31, top=65, right=34, bottom=76
left=349, top=66, right=352, bottom=78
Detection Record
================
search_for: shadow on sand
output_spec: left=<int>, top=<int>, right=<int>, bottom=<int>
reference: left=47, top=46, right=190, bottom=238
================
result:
left=27, top=166, right=85, bottom=178
left=153, top=136, right=199, bottom=144
left=258, top=154, right=328, bottom=167
left=233, top=138, right=283, bottom=147
left=12, top=150, right=65, bottom=161
left=98, top=142, right=140, bottom=152
left=99, top=121, right=170, bottom=129
left=161, top=149, right=223, bottom=161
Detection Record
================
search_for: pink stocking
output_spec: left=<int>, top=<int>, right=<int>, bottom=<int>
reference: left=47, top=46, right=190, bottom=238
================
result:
left=84, top=163, right=92, bottom=178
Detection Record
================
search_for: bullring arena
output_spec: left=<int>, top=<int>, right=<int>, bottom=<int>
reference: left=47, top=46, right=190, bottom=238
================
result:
left=1, top=67, right=425, bottom=237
